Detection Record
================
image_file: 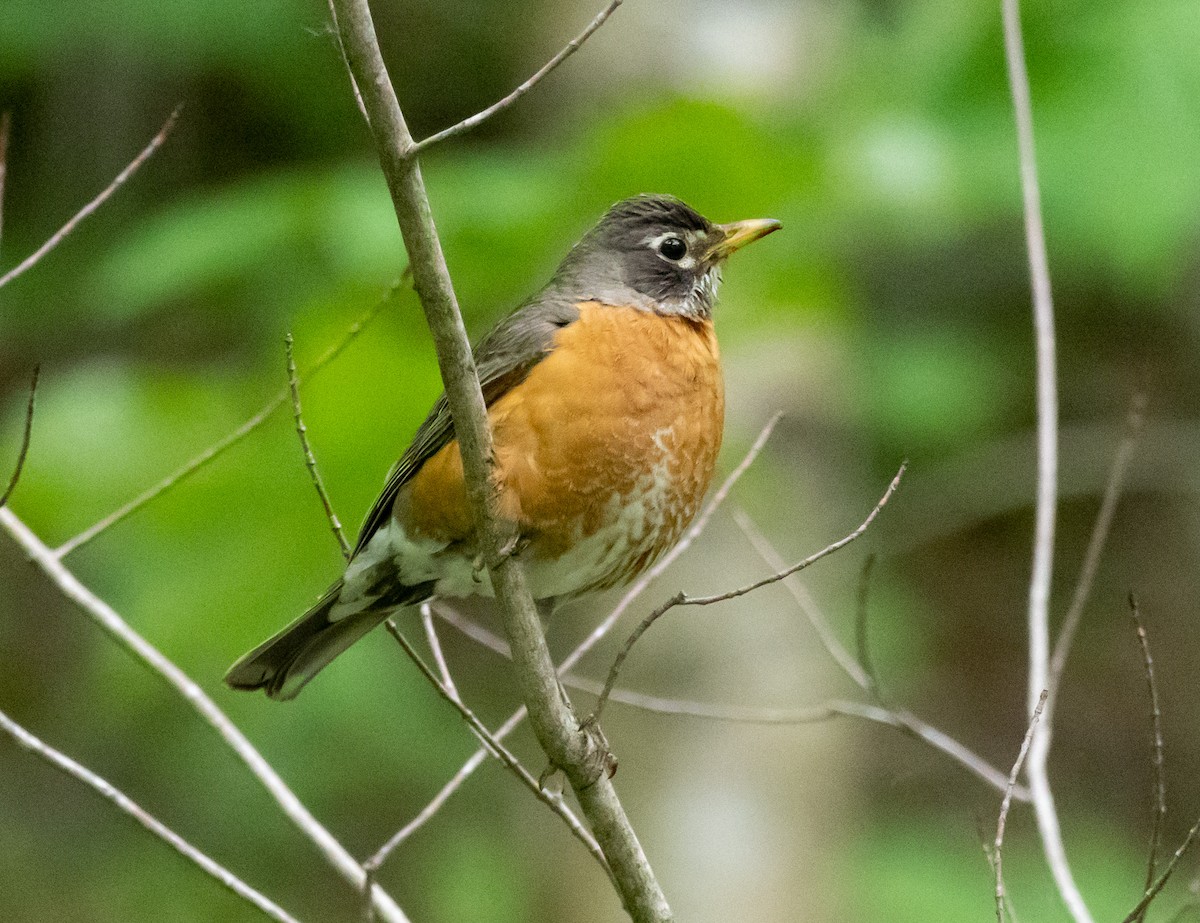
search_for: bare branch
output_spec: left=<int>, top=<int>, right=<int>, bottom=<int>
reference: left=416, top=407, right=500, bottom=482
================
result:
left=733, top=509, right=874, bottom=690
left=590, top=464, right=905, bottom=723
left=996, top=690, right=1048, bottom=923
left=854, top=553, right=880, bottom=695
left=55, top=283, right=400, bottom=558
left=368, top=415, right=779, bottom=865
left=420, top=603, right=458, bottom=697
left=285, top=332, right=351, bottom=560
left=1047, top=394, right=1145, bottom=709
left=0, top=507, right=410, bottom=923
left=0, top=707, right=300, bottom=923
left=377, top=620, right=612, bottom=879
left=413, top=0, right=624, bottom=153
left=1129, top=593, right=1167, bottom=920
left=1, top=365, right=39, bottom=508
left=1000, top=0, right=1088, bottom=914
left=1122, top=815, right=1200, bottom=923
left=0, top=107, right=181, bottom=290
left=326, top=0, right=370, bottom=125
left=434, top=602, right=1025, bottom=799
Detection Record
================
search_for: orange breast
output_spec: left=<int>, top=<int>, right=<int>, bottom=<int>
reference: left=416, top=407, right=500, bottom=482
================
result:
left=399, top=302, right=724, bottom=594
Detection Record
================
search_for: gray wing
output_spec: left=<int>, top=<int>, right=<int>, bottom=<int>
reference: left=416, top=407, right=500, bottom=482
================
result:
left=351, top=294, right=580, bottom=557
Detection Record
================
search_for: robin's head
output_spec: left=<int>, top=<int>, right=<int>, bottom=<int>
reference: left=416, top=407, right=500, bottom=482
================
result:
left=551, top=194, right=781, bottom=319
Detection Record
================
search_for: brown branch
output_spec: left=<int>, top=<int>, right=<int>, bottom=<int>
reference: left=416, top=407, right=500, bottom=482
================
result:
left=1, top=365, right=38, bottom=508
left=995, top=689, right=1048, bottom=923
left=55, top=282, right=400, bottom=558
left=0, top=707, right=301, bottom=923
left=0, top=106, right=181, bottom=290
left=0, top=507, right=411, bottom=922
left=590, top=464, right=905, bottom=724
left=366, top=415, right=779, bottom=868
left=330, top=1, right=671, bottom=917
left=377, top=621, right=612, bottom=880
left=1122, top=815, right=1200, bottom=923
left=1129, top=593, right=1167, bottom=920
left=412, top=0, right=624, bottom=153
left=285, top=332, right=351, bottom=560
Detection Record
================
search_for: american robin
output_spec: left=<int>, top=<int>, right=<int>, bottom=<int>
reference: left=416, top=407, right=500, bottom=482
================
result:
left=226, top=194, right=780, bottom=699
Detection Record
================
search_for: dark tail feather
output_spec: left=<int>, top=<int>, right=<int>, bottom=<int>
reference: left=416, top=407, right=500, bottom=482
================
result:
left=224, top=579, right=428, bottom=700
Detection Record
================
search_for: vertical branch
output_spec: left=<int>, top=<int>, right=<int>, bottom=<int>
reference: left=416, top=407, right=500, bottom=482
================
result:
left=999, top=0, right=1088, bottom=918
left=1128, top=594, right=1167, bottom=920
left=995, top=690, right=1048, bottom=923
left=285, top=333, right=351, bottom=560
left=329, top=2, right=672, bottom=919
left=1, top=365, right=39, bottom=508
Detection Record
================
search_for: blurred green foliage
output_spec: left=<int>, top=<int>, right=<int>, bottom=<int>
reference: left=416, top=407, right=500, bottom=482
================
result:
left=4, top=0, right=1200, bottom=921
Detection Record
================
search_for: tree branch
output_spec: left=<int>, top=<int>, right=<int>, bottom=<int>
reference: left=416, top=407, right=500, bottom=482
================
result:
left=999, top=0, right=1088, bottom=915
left=0, top=507, right=411, bottom=923
left=413, top=0, right=624, bottom=153
left=330, top=1, right=670, bottom=917
left=1, top=365, right=38, bottom=508
left=590, top=464, right=904, bottom=723
left=366, top=415, right=779, bottom=870
left=55, top=282, right=400, bottom=558
left=1128, top=594, right=1167, bottom=921
left=995, top=689, right=1047, bottom=923
left=0, top=106, right=180, bottom=291
left=0, top=707, right=300, bottom=923
left=285, top=332, right=351, bottom=560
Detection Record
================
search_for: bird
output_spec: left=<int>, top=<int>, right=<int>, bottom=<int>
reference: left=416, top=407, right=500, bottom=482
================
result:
left=225, top=194, right=780, bottom=700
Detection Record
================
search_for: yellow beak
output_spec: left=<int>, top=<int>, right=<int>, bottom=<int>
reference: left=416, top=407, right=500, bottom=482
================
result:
left=709, top=218, right=782, bottom=260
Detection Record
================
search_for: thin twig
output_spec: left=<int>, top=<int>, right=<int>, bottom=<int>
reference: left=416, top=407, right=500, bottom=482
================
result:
left=0, top=707, right=300, bottom=923
left=286, top=333, right=351, bottom=560
left=325, top=0, right=370, bottom=125
left=978, top=816, right=1024, bottom=923
left=420, top=603, right=457, bottom=698
left=996, top=689, right=1048, bottom=923
left=413, top=0, right=624, bottom=153
left=377, top=621, right=612, bottom=879
left=1129, top=593, right=1167, bottom=920
left=0, top=507, right=410, bottom=923
left=0, top=110, right=11, bottom=253
left=366, top=415, right=780, bottom=869
left=0, top=107, right=181, bottom=290
left=591, top=464, right=905, bottom=723
left=1000, top=0, right=1087, bottom=915
left=855, top=553, right=880, bottom=695
left=1047, top=394, right=1145, bottom=710
left=1122, top=815, right=1200, bottom=923
left=434, top=602, right=1025, bottom=798
left=55, top=283, right=401, bottom=558
left=1, top=365, right=39, bottom=508
left=733, top=509, right=874, bottom=690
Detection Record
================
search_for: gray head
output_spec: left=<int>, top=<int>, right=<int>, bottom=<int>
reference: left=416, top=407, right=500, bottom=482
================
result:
left=547, top=194, right=781, bottom=320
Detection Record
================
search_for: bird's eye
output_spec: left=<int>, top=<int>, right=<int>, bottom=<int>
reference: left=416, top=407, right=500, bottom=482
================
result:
left=658, top=236, right=687, bottom=261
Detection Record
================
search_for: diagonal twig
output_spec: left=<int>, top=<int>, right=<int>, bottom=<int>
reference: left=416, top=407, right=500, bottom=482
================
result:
left=1128, top=593, right=1167, bottom=921
left=0, top=107, right=181, bottom=290
left=0, top=507, right=410, bottom=923
left=378, top=621, right=612, bottom=879
left=1, top=365, right=39, bottom=508
left=286, top=332, right=351, bottom=560
left=55, top=282, right=401, bottom=558
left=365, top=414, right=781, bottom=870
left=589, top=464, right=905, bottom=724
left=996, top=689, right=1048, bottom=923
left=420, top=603, right=457, bottom=698
left=1047, top=393, right=1145, bottom=714
left=413, top=0, right=624, bottom=153
left=1122, top=815, right=1200, bottom=923
left=0, top=707, right=300, bottom=923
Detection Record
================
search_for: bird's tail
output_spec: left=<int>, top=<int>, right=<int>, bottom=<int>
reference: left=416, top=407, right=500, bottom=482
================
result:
left=224, top=579, right=429, bottom=700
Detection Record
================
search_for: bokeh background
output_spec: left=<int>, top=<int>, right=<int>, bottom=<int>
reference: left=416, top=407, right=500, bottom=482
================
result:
left=3, top=0, right=1200, bottom=920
